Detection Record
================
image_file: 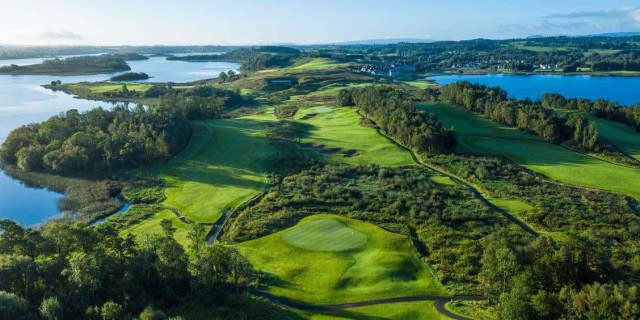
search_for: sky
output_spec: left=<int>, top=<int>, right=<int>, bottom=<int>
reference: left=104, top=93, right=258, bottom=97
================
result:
left=1, top=0, right=640, bottom=45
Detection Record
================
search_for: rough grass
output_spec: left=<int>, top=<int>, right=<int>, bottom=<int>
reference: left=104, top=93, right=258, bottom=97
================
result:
left=161, top=111, right=274, bottom=223
left=120, top=209, right=192, bottom=248
left=422, top=103, right=640, bottom=200
left=292, top=301, right=449, bottom=320
left=236, top=214, right=448, bottom=305
left=445, top=300, right=498, bottom=320
left=295, top=105, right=414, bottom=166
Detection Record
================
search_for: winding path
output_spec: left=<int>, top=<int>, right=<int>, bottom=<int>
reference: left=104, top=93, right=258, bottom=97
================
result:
left=356, top=110, right=539, bottom=237
left=250, top=291, right=482, bottom=319
left=206, top=208, right=233, bottom=245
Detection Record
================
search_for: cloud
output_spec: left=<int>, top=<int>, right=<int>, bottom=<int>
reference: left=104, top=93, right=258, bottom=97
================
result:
left=525, top=20, right=586, bottom=31
left=37, top=30, right=82, bottom=40
left=544, top=7, right=640, bottom=29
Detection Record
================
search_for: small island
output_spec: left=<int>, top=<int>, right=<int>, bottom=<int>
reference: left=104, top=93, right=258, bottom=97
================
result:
left=110, top=72, right=150, bottom=81
left=0, top=55, right=131, bottom=76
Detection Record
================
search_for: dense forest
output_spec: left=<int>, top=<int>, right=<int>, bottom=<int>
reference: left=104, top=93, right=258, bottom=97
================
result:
left=0, top=86, right=243, bottom=174
left=338, top=86, right=457, bottom=154
left=110, top=72, right=150, bottom=81
left=440, top=81, right=600, bottom=150
left=0, top=219, right=290, bottom=319
left=0, top=55, right=132, bottom=76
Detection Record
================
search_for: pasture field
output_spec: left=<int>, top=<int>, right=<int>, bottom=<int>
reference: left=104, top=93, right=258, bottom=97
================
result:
left=161, top=111, right=274, bottom=223
left=292, top=301, right=449, bottom=320
left=120, top=209, right=191, bottom=248
left=421, top=103, right=640, bottom=200
left=236, top=214, right=448, bottom=305
left=294, top=105, right=414, bottom=166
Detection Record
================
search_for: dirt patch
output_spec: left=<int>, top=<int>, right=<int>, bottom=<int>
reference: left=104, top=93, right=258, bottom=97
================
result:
left=300, top=113, right=318, bottom=120
left=344, top=149, right=361, bottom=157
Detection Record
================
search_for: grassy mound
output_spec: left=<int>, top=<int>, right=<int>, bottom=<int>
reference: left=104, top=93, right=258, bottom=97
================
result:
left=280, top=219, right=367, bottom=252
left=161, top=111, right=274, bottom=223
left=423, top=103, right=640, bottom=200
left=237, top=214, right=447, bottom=305
left=295, top=105, right=414, bottom=167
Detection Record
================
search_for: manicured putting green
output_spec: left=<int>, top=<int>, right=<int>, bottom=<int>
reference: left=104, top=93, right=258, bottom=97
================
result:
left=281, top=219, right=367, bottom=252
left=237, top=214, right=447, bottom=305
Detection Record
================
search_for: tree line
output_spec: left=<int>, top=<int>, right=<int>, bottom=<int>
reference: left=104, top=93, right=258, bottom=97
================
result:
left=542, top=92, right=640, bottom=132
left=0, top=86, right=243, bottom=174
left=440, top=81, right=600, bottom=150
left=338, top=86, right=457, bottom=154
left=0, top=219, right=281, bottom=319
left=0, top=55, right=132, bottom=75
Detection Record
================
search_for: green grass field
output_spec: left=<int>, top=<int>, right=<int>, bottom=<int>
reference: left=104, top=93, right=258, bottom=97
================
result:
left=120, top=209, right=192, bottom=248
left=292, top=301, right=449, bottom=320
left=422, top=103, right=640, bottom=200
left=237, top=214, right=448, bottom=305
left=161, top=111, right=274, bottom=223
left=582, top=114, right=640, bottom=161
left=295, top=105, right=414, bottom=166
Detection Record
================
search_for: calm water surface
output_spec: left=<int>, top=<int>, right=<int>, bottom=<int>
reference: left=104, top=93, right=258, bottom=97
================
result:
left=427, top=74, right=640, bottom=106
left=0, top=56, right=239, bottom=225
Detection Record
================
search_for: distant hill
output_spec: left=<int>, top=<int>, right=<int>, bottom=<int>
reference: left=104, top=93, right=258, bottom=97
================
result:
left=332, top=38, right=434, bottom=45
left=584, top=32, right=640, bottom=38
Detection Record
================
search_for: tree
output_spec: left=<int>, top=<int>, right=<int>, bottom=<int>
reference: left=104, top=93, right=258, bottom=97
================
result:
left=160, top=219, right=176, bottom=238
left=187, top=223, right=207, bottom=256
left=480, top=241, right=520, bottom=301
left=138, top=305, right=168, bottom=320
left=218, top=72, right=228, bottom=83
left=39, top=297, right=63, bottom=320
left=101, top=301, right=124, bottom=320
left=0, top=291, right=33, bottom=320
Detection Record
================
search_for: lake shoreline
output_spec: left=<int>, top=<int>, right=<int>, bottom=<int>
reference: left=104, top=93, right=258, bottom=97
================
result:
left=423, top=70, right=640, bottom=78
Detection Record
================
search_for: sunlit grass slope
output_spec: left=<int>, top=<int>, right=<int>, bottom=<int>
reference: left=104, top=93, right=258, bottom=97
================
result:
left=162, top=111, right=274, bottom=223
left=295, top=105, right=414, bottom=166
left=422, top=103, right=640, bottom=200
left=120, top=209, right=191, bottom=248
left=237, top=214, right=447, bottom=305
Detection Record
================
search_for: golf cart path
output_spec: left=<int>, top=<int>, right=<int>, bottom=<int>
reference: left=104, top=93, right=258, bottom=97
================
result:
left=251, top=290, right=482, bottom=319
left=355, top=110, right=539, bottom=237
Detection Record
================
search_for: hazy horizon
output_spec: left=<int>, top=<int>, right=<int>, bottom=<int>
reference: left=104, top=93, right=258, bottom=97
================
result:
left=1, top=0, right=639, bottom=46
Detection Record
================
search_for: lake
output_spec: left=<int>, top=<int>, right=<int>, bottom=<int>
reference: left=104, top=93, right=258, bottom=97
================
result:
left=427, top=74, right=640, bottom=106
left=0, top=56, right=240, bottom=226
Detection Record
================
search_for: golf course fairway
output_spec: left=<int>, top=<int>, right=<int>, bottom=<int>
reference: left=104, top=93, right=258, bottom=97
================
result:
left=236, top=214, right=448, bottom=305
left=422, top=103, right=640, bottom=200
left=295, top=105, right=414, bottom=167
left=161, top=111, right=274, bottom=223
